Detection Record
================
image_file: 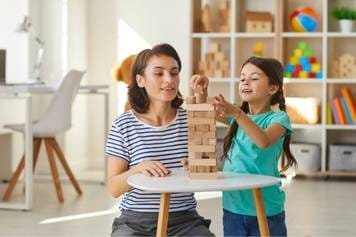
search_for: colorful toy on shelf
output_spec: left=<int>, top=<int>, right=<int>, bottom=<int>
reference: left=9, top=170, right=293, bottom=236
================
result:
left=253, top=42, right=264, bottom=57
left=245, top=11, right=273, bottom=32
left=198, top=42, right=229, bottom=78
left=201, top=4, right=213, bottom=32
left=284, top=41, right=322, bottom=79
left=330, top=53, right=356, bottom=78
left=290, top=7, right=318, bottom=32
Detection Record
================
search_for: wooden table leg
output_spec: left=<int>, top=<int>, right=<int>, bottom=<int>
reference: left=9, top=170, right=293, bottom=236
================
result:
left=252, top=188, right=270, bottom=236
left=156, top=192, right=170, bottom=237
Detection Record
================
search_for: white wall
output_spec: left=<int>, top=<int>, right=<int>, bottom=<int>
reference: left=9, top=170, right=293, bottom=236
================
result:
left=0, top=0, right=30, bottom=172
left=87, top=0, right=117, bottom=169
left=0, top=0, right=29, bottom=83
left=65, top=0, right=89, bottom=171
left=116, top=0, right=191, bottom=96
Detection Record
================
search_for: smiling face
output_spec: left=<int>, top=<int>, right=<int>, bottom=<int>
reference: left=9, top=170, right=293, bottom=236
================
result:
left=136, top=54, right=180, bottom=104
left=238, top=63, right=278, bottom=104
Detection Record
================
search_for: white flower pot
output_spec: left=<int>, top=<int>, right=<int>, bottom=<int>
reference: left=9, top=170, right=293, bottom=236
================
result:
left=339, top=20, right=354, bottom=33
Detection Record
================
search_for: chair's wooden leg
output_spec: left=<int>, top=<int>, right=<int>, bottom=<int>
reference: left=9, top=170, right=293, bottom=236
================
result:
left=22, top=138, right=42, bottom=193
left=32, top=138, right=42, bottom=173
left=49, top=137, right=82, bottom=195
left=3, top=138, right=42, bottom=201
left=2, top=154, right=25, bottom=201
left=44, top=138, right=64, bottom=203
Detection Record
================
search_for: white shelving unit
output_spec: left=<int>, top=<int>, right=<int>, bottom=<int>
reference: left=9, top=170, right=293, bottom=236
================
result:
left=190, top=0, right=356, bottom=177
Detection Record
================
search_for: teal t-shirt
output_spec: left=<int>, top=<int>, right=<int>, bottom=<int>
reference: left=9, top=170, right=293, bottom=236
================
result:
left=222, top=110, right=292, bottom=216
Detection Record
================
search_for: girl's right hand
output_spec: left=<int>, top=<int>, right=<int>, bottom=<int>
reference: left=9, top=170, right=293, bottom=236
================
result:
left=190, top=74, right=209, bottom=95
left=135, top=160, right=171, bottom=177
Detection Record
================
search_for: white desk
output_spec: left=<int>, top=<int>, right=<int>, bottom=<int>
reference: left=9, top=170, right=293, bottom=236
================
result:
left=128, top=170, right=280, bottom=237
left=0, top=83, right=109, bottom=210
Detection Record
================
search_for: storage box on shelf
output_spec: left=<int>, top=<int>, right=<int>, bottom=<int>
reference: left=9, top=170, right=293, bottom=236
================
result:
left=191, top=0, right=356, bottom=177
left=290, top=143, right=321, bottom=172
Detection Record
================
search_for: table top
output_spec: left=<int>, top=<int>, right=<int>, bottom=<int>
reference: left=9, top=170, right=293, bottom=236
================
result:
left=127, top=169, right=280, bottom=193
left=0, top=83, right=108, bottom=94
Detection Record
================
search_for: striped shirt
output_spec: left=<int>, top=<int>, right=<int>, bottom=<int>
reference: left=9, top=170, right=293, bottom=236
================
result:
left=105, top=107, right=196, bottom=212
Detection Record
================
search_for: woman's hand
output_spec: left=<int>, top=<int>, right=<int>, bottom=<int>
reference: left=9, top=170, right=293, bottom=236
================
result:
left=135, top=160, right=171, bottom=177
left=213, top=94, right=241, bottom=119
left=190, top=74, right=209, bottom=95
left=181, top=158, right=189, bottom=171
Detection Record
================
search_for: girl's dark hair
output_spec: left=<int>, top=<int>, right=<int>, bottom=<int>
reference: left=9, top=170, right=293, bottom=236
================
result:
left=221, top=56, right=297, bottom=172
left=128, top=43, right=184, bottom=113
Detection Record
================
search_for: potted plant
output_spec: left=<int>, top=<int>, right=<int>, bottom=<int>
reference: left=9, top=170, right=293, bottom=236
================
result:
left=331, top=6, right=356, bottom=33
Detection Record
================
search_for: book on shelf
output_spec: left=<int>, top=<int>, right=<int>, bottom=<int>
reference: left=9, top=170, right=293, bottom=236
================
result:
left=341, top=97, right=353, bottom=124
left=332, top=97, right=347, bottom=125
left=326, top=101, right=333, bottom=125
left=341, top=87, right=356, bottom=124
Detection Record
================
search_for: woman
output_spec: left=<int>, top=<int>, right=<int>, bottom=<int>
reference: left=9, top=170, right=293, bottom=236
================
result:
left=105, top=43, right=214, bottom=236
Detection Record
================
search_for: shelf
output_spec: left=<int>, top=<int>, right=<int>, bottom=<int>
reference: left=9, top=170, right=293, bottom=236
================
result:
left=192, top=32, right=231, bottom=38
left=191, top=0, right=356, bottom=178
left=296, top=171, right=356, bottom=177
left=327, top=32, right=356, bottom=38
left=282, top=32, right=323, bottom=38
left=284, top=78, right=323, bottom=84
left=292, top=124, right=323, bottom=129
left=326, top=79, right=356, bottom=84
left=233, top=32, right=276, bottom=38
left=325, top=125, right=356, bottom=130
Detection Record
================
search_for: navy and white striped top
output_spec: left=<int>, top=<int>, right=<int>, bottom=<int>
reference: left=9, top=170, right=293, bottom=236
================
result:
left=105, top=107, right=196, bottom=212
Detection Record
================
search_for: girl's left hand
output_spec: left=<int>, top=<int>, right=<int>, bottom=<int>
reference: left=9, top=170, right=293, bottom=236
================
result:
left=213, top=94, right=241, bottom=118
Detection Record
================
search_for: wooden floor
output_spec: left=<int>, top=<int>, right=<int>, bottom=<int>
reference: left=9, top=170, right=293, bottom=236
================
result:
left=0, top=177, right=355, bottom=236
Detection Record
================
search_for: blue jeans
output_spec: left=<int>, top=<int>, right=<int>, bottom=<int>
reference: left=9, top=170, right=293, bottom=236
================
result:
left=223, top=209, right=287, bottom=237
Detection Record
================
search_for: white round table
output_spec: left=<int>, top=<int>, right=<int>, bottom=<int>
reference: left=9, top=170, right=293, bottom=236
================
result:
left=128, top=169, right=280, bottom=237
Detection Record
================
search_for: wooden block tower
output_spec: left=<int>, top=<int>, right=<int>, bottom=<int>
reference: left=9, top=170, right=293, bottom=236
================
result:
left=198, top=42, right=230, bottom=78
left=186, top=94, right=218, bottom=179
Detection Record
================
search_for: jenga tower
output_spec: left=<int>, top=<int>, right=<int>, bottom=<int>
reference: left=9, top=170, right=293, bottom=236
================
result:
left=186, top=94, right=218, bottom=179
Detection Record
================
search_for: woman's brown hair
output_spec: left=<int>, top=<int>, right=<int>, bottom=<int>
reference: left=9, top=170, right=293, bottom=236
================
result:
left=128, top=43, right=184, bottom=113
left=221, top=56, right=297, bottom=172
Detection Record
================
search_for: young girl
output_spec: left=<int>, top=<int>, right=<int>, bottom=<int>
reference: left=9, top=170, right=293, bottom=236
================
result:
left=105, top=43, right=214, bottom=236
left=213, top=56, right=297, bottom=236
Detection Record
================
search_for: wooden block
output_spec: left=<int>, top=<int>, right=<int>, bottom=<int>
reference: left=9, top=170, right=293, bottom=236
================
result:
left=188, top=124, right=195, bottom=132
left=208, top=139, right=217, bottom=145
left=215, top=52, right=225, bottom=61
left=209, top=125, right=217, bottom=132
left=201, top=4, right=213, bottom=32
left=196, top=94, right=207, bottom=103
left=186, top=103, right=215, bottom=111
left=210, top=42, right=220, bottom=52
left=188, top=151, right=203, bottom=159
left=189, top=136, right=202, bottom=145
left=206, top=111, right=215, bottom=118
left=196, top=124, right=210, bottom=132
left=189, top=172, right=218, bottom=179
left=189, top=159, right=217, bottom=166
left=202, top=137, right=209, bottom=145
left=194, top=111, right=207, bottom=117
left=188, top=145, right=216, bottom=152
left=188, top=117, right=215, bottom=125
left=193, top=131, right=216, bottom=138
left=186, top=96, right=196, bottom=104
left=214, top=70, right=224, bottom=77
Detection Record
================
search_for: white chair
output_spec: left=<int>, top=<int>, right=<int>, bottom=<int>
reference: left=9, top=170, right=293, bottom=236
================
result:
left=2, top=70, right=85, bottom=203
